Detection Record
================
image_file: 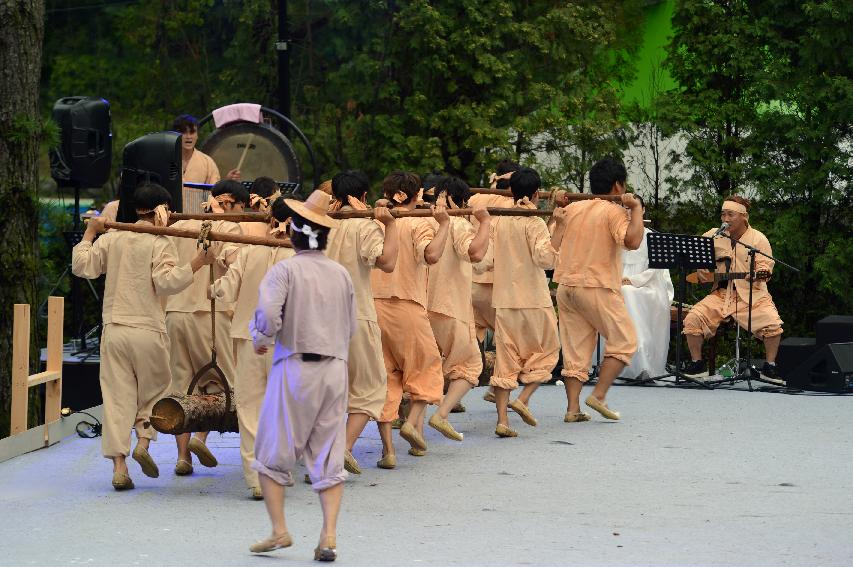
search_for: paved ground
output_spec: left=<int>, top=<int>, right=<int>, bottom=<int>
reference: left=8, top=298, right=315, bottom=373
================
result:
left=2, top=383, right=852, bottom=566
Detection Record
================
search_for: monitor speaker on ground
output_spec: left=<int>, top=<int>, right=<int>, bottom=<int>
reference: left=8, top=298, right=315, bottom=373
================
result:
left=49, top=96, right=112, bottom=187
left=786, top=342, right=853, bottom=393
left=117, top=131, right=182, bottom=223
left=776, top=337, right=817, bottom=379
left=816, top=315, right=853, bottom=346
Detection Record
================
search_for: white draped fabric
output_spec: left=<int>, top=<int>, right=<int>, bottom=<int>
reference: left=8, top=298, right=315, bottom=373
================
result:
left=591, top=228, right=674, bottom=378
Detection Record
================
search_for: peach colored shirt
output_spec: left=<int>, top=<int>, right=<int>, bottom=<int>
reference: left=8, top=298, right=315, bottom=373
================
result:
left=489, top=215, right=558, bottom=309
left=239, top=222, right=270, bottom=238
left=427, top=216, right=476, bottom=321
left=700, top=226, right=774, bottom=304
left=183, top=149, right=220, bottom=184
left=469, top=193, right=514, bottom=284
left=165, top=219, right=242, bottom=313
left=326, top=210, right=386, bottom=322
left=371, top=216, right=435, bottom=308
left=211, top=244, right=295, bottom=340
left=71, top=223, right=194, bottom=333
left=554, top=199, right=630, bottom=291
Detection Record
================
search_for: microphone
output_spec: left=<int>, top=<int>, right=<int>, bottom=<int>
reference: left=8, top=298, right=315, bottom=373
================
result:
left=713, top=222, right=730, bottom=237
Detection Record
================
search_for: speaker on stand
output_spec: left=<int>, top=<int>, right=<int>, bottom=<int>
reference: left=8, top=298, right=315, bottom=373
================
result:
left=47, top=96, right=112, bottom=353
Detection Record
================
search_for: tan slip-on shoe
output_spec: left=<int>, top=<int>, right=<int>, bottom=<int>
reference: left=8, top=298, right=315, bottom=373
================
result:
left=585, top=395, right=620, bottom=420
left=250, top=531, right=293, bottom=553
left=376, top=453, right=397, bottom=469
left=495, top=424, right=518, bottom=438
left=250, top=486, right=263, bottom=500
left=188, top=437, right=218, bottom=467
left=483, top=389, right=496, bottom=403
left=344, top=450, right=362, bottom=475
left=564, top=412, right=591, bottom=423
left=314, top=535, right=337, bottom=562
left=428, top=414, right=463, bottom=441
left=399, top=421, right=427, bottom=451
left=408, top=447, right=426, bottom=457
left=131, top=445, right=159, bottom=478
left=174, top=459, right=193, bottom=476
left=508, top=399, right=538, bottom=427
left=111, top=472, right=134, bottom=491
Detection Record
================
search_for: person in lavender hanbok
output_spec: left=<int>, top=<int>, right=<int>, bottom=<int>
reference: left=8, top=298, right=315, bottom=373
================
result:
left=248, top=190, right=356, bottom=562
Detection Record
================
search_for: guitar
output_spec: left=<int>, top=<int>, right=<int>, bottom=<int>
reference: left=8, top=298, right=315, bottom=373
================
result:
left=685, top=270, right=771, bottom=285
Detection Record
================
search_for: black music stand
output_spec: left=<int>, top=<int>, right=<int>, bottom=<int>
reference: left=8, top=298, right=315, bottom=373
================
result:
left=647, top=232, right=716, bottom=388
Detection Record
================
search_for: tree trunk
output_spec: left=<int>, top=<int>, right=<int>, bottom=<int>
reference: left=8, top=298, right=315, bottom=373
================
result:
left=0, top=1, right=45, bottom=438
left=149, top=393, right=239, bottom=434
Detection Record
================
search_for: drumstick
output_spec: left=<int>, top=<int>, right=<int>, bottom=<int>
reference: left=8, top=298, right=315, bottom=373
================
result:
left=235, top=133, right=254, bottom=172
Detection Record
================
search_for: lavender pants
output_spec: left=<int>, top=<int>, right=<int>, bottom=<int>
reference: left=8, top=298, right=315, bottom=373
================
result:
left=252, top=354, right=348, bottom=492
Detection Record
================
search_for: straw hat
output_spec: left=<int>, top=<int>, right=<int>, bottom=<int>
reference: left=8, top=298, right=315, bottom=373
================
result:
left=284, top=190, right=338, bottom=228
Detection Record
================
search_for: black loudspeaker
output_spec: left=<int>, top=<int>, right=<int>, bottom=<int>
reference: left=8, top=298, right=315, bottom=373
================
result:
left=117, top=131, right=182, bottom=223
left=49, top=96, right=112, bottom=187
left=776, top=337, right=817, bottom=379
left=787, top=342, right=853, bottom=393
left=816, top=315, right=853, bottom=346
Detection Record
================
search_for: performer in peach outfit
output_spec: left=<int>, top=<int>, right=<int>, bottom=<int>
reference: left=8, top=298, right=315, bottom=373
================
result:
left=72, top=183, right=213, bottom=490
left=165, top=179, right=247, bottom=476
left=682, top=195, right=784, bottom=380
left=324, top=170, right=399, bottom=474
left=209, top=197, right=295, bottom=499
left=485, top=167, right=560, bottom=438
left=425, top=176, right=491, bottom=442
left=551, top=158, right=644, bottom=423
left=371, top=171, right=449, bottom=467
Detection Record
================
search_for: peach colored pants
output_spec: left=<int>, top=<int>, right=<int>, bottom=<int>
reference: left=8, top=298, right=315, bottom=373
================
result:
left=233, top=338, right=272, bottom=489
left=166, top=311, right=236, bottom=394
left=346, top=319, right=387, bottom=420
left=557, top=285, right=637, bottom=383
left=428, top=311, right=483, bottom=387
left=683, top=288, right=783, bottom=339
left=375, top=298, right=443, bottom=422
left=472, top=282, right=496, bottom=342
left=99, top=324, right=172, bottom=458
left=490, top=307, right=559, bottom=390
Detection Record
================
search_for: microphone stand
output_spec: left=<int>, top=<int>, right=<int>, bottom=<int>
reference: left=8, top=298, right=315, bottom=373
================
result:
left=714, top=230, right=799, bottom=389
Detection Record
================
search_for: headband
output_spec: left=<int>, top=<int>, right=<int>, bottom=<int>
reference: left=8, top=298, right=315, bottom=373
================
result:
left=721, top=201, right=748, bottom=215
left=249, top=190, right=281, bottom=214
left=488, top=171, right=514, bottom=189
left=202, top=193, right=236, bottom=213
left=136, top=204, right=169, bottom=227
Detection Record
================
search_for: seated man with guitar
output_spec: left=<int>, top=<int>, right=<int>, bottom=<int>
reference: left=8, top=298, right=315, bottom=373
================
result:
left=682, top=196, right=783, bottom=380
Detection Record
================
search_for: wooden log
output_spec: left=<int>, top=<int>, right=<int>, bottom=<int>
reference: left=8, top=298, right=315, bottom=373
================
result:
left=104, top=221, right=292, bottom=248
left=149, top=393, right=239, bottom=434
left=471, top=187, right=556, bottom=198
left=171, top=212, right=269, bottom=223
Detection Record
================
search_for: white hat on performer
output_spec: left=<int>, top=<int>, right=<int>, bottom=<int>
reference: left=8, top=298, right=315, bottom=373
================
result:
left=284, top=190, right=338, bottom=228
